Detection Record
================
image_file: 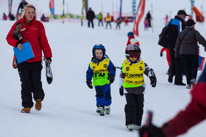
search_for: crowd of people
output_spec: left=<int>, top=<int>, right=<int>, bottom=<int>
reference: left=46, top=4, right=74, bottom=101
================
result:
left=3, top=1, right=206, bottom=136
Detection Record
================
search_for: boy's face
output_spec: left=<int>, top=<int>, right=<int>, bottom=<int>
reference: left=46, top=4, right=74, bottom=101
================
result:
left=128, top=53, right=139, bottom=62
left=95, top=49, right=103, bottom=59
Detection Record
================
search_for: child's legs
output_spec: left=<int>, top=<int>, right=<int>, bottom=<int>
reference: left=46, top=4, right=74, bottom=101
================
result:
left=125, top=93, right=136, bottom=125
left=95, top=84, right=111, bottom=106
left=95, top=87, right=105, bottom=106
left=104, top=84, right=111, bottom=106
left=135, top=94, right=144, bottom=126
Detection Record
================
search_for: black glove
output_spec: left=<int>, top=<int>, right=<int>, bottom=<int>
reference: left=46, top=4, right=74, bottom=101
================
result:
left=139, top=124, right=165, bottom=137
left=109, top=75, right=115, bottom=84
left=119, top=86, right=124, bottom=96
left=86, top=79, right=93, bottom=89
left=160, top=53, right=163, bottom=57
left=46, top=57, right=52, bottom=62
left=149, top=76, right=156, bottom=87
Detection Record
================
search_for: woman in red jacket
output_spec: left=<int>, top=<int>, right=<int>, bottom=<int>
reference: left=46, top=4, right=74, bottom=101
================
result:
left=6, top=4, right=52, bottom=113
left=139, top=64, right=206, bottom=137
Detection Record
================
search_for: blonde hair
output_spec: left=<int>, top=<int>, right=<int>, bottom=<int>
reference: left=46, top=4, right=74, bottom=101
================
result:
left=21, top=4, right=36, bottom=18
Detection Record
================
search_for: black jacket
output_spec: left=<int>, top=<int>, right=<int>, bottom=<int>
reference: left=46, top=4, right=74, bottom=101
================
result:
left=168, top=16, right=185, bottom=49
left=175, top=26, right=206, bottom=58
left=86, top=10, right=95, bottom=20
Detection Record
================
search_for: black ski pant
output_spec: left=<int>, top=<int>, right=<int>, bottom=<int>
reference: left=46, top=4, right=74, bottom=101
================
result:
left=88, top=19, right=94, bottom=28
left=174, top=58, right=184, bottom=84
left=125, top=93, right=144, bottom=126
left=181, top=54, right=198, bottom=85
left=98, top=20, right=103, bottom=26
left=17, top=62, right=45, bottom=108
left=168, top=47, right=183, bottom=84
left=106, top=21, right=112, bottom=29
left=168, top=47, right=175, bottom=76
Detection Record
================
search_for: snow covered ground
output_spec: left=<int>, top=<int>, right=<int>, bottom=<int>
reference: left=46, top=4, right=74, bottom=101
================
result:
left=1, top=0, right=206, bottom=137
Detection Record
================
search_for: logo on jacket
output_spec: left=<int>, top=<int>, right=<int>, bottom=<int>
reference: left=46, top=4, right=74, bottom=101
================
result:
left=126, top=67, right=130, bottom=71
left=104, top=64, right=107, bottom=68
left=139, top=66, right=143, bottom=71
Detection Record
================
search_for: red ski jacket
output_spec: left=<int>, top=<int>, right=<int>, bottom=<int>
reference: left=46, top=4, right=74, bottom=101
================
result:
left=162, top=65, right=206, bottom=137
left=6, top=16, right=52, bottom=63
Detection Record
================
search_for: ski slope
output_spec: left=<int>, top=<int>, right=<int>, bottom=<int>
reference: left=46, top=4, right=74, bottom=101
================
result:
left=1, top=0, right=206, bottom=137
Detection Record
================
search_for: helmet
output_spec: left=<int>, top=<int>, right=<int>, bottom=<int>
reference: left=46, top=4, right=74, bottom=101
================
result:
left=92, top=44, right=106, bottom=57
left=127, top=32, right=134, bottom=37
left=126, top=44, right=141, bottom=59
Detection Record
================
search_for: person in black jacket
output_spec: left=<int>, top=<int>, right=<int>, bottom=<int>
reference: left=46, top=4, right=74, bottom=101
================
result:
left=175, top=19, right=206, bottom=89
left=167, top=10, right=188, bottom=86
left=86, top=8, right=95, bottom=28
left=16, top=0, right=28, bottom=19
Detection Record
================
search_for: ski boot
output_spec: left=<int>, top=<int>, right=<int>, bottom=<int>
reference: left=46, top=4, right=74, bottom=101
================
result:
left=127, top=124, right=135, bottom=131
left=105, top=106, right=110, bottom=115
left=96, top=106, right=104, bottom=116
left=134, top=125, right=141, bottom=131
left=21, top=107, right=31, bottom=113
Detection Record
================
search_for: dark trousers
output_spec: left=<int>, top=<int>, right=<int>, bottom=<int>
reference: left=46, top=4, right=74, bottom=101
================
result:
left=98, top=20, right=103, bottom=26
left=168, top=48, right=175, bottom=76
left=181, top=54, right=198, bottom=84
left=106, top=21, right=112, bottom=29
left=17, top=62, right=44, bottom=108
left=125, top=94, right=144, bottom=126
left=116, top=23, right=121, bottom=30
left=88, top=19, right=94, bottom=28
left=168, top=48, right=183, bottom=83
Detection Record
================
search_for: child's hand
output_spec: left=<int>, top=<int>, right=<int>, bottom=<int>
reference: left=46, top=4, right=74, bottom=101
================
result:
left=86, top=79, right=93, bottom=89
left=108, top=75, right=115, bottom=84
left=119, top=86, right=124, bottom=96
left=149, top=76, right=157, bottom=87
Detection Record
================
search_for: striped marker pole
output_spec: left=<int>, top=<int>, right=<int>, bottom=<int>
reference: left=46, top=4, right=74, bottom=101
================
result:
left=132, top=0, right=136, bottom=21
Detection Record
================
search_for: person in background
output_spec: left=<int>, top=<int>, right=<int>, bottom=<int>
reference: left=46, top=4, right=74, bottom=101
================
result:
left=167, top=10, right=188, bottom=86
left=2, top=12, right=7, bottom=20
left=105, top=13, right=112, bottom=29
left=6, top=4, right=52, bottom=113
left=98, top=12, right=103, bottom=26
left=146, top=11, right=152, bottom=27
left=16, top=0, right=28, bottom=20
left=86, top=8, right=95, bottom=28
left=115, top=17, right=121, bottom=30
left=175, top=19, right=206, bottom=89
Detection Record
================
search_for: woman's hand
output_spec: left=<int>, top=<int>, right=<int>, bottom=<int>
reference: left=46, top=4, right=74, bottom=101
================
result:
left=17, top=43, right=23, bottom=50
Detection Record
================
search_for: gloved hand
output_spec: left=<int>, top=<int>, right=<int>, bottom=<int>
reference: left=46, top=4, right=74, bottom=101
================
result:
left=160, top=53, right=163, bottom=57
left=149, top=76, right=156, bottom=87
left=108, top=75, right=115, bottom=84
left=119, top=86, right=124, bottom=96
left=86, top=79, right=93, bottom=89
left=139, top=124, right=165, bottom=137
left=46, top=58, right=52, bottom=63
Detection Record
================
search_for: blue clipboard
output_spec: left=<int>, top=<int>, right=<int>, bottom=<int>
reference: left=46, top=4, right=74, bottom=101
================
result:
left=13, top=42, right=35, bottom=64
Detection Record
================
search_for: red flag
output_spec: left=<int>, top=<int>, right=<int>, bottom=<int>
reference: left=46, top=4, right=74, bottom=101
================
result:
left=49, top=0, right=55, bottom=15
left=133, top=0, right=146, bottom=36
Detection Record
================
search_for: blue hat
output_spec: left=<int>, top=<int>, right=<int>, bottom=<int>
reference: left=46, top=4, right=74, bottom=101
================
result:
left=127, top=32, right=134, bottom=37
